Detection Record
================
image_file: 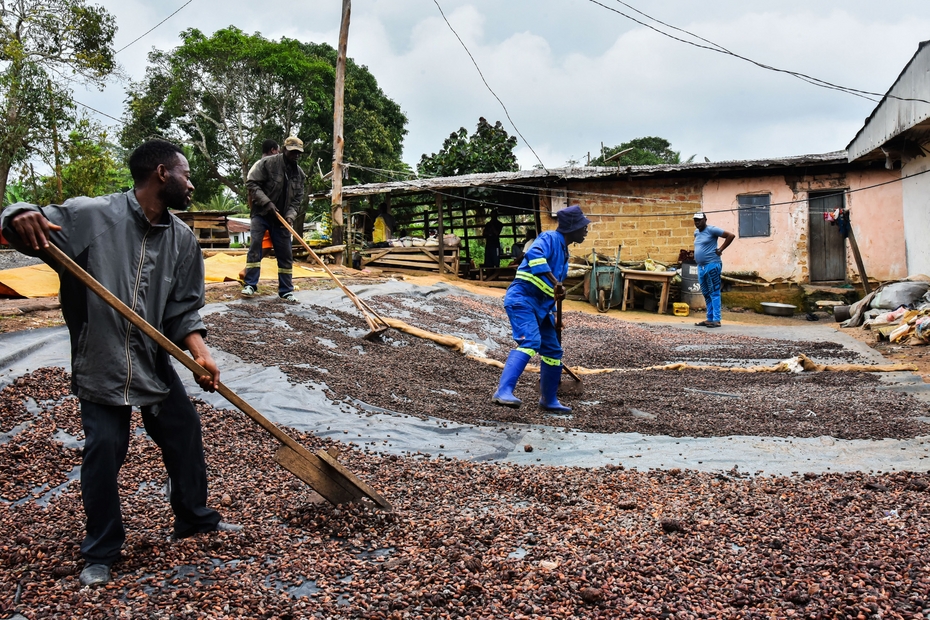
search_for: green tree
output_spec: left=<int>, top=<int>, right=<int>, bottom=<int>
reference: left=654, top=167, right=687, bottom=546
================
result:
left=0, top=0, right=117, bottom=202
left=56, top=119, right=130, bottom=199
left=590, top=136, right=683, bottom=167
left=121, top=27, right=408, bottom=204
left=418, top=117, right=519, bottom=177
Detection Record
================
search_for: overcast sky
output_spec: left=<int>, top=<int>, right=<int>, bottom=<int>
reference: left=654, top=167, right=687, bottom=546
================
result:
left=76, top=0, right=930, bottom=170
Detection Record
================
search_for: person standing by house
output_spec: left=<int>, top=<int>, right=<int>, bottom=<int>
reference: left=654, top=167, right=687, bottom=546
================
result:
left=0, top=139, right=240, bottom=587
left=692, top=212, right=735, bottom=327
left=242, top=136, right=306, bottom=301
left=372, top=202, right=395, bottom=245
left=491, top=205, right=590, bottom=413
left=482, top=208, right=505, bottom=268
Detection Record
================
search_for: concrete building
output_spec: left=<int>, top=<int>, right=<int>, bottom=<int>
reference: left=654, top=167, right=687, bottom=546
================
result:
left=847, top=39, right=930, bottom=278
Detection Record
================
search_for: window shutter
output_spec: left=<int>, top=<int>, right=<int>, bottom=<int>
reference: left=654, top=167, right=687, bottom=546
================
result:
left=737, top=194, right=771, bottom=237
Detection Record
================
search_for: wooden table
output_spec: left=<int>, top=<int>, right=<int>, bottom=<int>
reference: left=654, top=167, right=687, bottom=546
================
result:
left=620, top=269, right=675, bottom=314
left=477, top=266, right=517, bottom=282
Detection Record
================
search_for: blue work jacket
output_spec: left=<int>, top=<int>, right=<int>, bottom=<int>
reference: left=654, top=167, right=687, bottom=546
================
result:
left=504, top=230, right=569, bottom=321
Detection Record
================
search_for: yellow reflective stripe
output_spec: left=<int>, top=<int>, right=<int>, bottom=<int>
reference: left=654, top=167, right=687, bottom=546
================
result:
left=528, top=258, right=548, bottom=267
left=277, top=268, right=293, bottom=274
left=540, top=356, right=561, bottom=367
left=245, top=262, right=262, bottom=268
left=515, top=271, right=554, bottom=297
left=516, top=347, right=537, bottom=357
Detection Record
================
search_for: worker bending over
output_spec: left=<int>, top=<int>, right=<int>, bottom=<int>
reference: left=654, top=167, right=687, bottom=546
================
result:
left=492, top=205, right=590, bottom=413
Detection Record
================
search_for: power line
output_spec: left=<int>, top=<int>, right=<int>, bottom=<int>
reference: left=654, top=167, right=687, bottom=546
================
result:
left=72, top=98, right=123, bottom=124
left=432, top=0, right=549, bottom=173
left=114, top=0, right=194, bottom=55
left=343, top=161, right=930, bottom=219
left=589, top=0, right=930, bottom=106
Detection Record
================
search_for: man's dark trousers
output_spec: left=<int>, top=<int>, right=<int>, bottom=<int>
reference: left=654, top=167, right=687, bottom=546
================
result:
left=243, top=214, right=294, bottom=295
left=79, top=367, right=220, bottom=565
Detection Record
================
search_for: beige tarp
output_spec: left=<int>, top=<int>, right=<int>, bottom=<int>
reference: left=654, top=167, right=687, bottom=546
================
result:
left=0, top=254, right=330, bottom=298
left=0, top=263, right=60, bottom=298
left=201, top=253, right=329, bottom=283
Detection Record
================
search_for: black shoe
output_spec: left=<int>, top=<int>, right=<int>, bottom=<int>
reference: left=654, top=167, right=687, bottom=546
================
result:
left=706, top=321, right=721, bottom=328
left=694, top=320, right=713, bottom=327
left=79, top=563, right=111, bottom=587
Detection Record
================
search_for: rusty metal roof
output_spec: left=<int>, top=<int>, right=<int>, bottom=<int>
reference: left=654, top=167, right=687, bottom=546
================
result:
left=847, top=40, right=930, bottom=161
left=310, top=151, right=849, bottom=200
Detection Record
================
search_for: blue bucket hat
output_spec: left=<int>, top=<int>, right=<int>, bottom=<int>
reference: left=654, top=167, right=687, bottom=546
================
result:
left=556, top=205, right=591, bottom=234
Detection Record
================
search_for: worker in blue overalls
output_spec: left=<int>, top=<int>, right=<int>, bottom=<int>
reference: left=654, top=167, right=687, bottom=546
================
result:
left=492, top=205, right=590, bottom=413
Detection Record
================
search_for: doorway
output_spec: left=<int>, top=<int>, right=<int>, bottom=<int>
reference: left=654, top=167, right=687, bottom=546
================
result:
left=808, top=191, right=846, bottom=282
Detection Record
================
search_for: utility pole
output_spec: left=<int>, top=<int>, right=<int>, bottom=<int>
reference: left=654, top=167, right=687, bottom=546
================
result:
left=48, top=80, right=63, bottom=203
left=331, top=0, right=351, bottom=265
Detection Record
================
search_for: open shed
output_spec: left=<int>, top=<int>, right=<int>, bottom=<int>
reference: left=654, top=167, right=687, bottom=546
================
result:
left=316, top=151, right=901, bottom=286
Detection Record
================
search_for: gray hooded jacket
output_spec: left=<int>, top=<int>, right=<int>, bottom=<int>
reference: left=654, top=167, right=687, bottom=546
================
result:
left=0, top=191, right=206, bottom=406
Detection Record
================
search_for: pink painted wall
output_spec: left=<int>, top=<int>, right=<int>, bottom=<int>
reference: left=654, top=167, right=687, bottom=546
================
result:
left=846, top=169, right=906, bottom=282
left=700, top=176, right=803, bottom=281
left=699, top=170, right=905, bottom=283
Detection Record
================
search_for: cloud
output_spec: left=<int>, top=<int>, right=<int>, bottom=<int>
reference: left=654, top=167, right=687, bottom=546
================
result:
left=80, top=0, right=930, bottom=172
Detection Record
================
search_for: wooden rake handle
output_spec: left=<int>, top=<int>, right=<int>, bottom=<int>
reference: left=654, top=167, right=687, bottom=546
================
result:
left=555, top=295, right=582, bottom=383
left=42, top=243, right=307, bottom=454
left=273, top=211, right=385, bottom=332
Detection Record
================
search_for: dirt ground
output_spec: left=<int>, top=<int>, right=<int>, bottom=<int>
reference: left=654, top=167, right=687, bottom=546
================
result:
left=4, top=273, right=930, bottom=618
left=4, top=274, right=926, bottom=381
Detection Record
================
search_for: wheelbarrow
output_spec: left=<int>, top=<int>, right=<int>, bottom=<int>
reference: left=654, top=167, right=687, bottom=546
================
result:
left=588, top=245, right=622, bottom=313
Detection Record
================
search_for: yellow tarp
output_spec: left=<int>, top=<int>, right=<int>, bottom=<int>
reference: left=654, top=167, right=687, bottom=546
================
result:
left=0, top=263, right=60, bottom=298
left=0, top=254, right=331, bottom=298
left=202, top=253, right=329, bottom=283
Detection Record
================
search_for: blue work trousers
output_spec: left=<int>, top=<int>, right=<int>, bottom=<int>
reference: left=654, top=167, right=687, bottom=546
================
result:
left=244, top=214, right=293, bottom=295
left=504, top=298, right=562, bottom=360
left=79, top=368, right=221, bottom=565
left=698, top=262, right=722, bottom=322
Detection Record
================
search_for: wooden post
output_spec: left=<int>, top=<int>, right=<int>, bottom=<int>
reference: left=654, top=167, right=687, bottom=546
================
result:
left=384, top=194, right=391, bottom=238
left=48, top=80, right=63, bottom=204
left=436, top=193, right=445, bottom=275
left=331, top=0, right=351, bottom=265
left=845, top=211, right=871, bottom=294
left=460, top=189, right=471, bottom=265
left=345, top=198, right=353, bottom=264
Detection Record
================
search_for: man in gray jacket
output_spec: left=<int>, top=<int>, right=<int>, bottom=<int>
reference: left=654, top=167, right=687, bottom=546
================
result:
left=242, top=135, right=306, bottom=301
left=1, top=139, right=238, bottom=588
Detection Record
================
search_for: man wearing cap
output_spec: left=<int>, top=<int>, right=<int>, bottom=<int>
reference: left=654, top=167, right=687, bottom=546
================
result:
left=242, top=136, right=306, bottom=302
left=492, top=205, right=590, bottom=413
left=692, top=212, right=734, bottom=327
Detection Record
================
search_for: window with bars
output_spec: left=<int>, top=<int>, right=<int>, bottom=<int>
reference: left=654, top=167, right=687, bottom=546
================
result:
left=738, top=194, right=770, bottom=237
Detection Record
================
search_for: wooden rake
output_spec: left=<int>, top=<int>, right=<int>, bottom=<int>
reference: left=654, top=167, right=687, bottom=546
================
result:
left=274, top=211, right=389, bottom=340
left=44, top=243, right=392, bottom=511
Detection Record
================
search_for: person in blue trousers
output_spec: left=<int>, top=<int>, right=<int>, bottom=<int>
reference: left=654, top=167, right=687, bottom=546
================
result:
left=492, top=205, right=591, bottom=413
left=692, top=212, right=734, bottom=328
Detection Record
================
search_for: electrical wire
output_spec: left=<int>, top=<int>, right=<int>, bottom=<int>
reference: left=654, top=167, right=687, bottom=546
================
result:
left=432, top=0, right=549, bottom=173
left=114, top=0, right=194, bottom=55
left=71, top=99, right=123, bottom=124
left=342, top=161, right=930, bottom=219
left=589, top=0, right=930, bottom=106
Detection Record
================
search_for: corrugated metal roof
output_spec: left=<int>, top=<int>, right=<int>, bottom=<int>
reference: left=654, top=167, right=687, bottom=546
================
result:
left=847, top=40, right=930, bottom=162
left=226, top=219, right=250, bottom=233
left=311, top=151, right=849, bottom=199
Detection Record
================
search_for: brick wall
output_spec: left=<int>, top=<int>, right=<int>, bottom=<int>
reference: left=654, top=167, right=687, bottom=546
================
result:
left=539, top=177, right=702, bottom=263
